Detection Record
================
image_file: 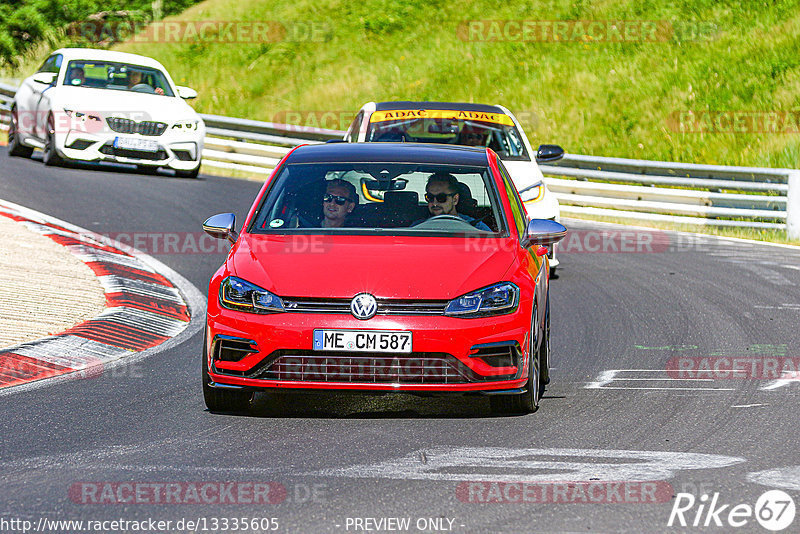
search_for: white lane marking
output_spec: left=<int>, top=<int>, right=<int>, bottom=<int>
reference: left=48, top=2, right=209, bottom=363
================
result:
left=313, top=447, right=745, bottom=482
left=748, top=466, right=800, bottom=492
left=597, top=386, right=736, bottom=391
left=760, top=370, right=800, bottom=390
left=731, top=403, right=766, bottom=408
left=586, top=369, right=735, bottom=391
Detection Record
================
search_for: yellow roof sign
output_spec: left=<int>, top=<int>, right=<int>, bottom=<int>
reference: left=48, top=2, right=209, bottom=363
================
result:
left=369, top=109, right=515, bottom=126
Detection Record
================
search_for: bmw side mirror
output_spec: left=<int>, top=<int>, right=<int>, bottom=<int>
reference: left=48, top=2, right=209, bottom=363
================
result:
left=203, top=213, right=238, bottom=243
left=176, top=86, right=198, bottom=99
left=33, top=72, right=57, bottom=85
left=525, top=219, right=567, bottom=246
left=535, top=144, right=564, bottom=163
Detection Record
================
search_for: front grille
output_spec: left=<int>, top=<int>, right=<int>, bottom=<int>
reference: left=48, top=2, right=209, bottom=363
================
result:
left=256, top=352, right=470, bottom=384
left=282, top=297, right=448, bottom=316
left=100, top=144, right=167, bottom=161
left=106, top=117, right=168, bottom=136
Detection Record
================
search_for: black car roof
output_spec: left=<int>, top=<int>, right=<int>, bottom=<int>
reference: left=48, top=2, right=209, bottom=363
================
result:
left=286, top=142, right=491, bottom=166
left=373, top=101, right=505, bottom=114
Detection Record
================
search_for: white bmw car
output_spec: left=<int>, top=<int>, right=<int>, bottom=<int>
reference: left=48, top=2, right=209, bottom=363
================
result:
left=8, top=48, right=204, bottom=178
left=344, top=101, right=563, bottom=273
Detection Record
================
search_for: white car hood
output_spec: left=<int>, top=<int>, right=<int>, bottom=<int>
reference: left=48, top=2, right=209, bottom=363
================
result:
left=501, top=158, right=559, bottom=220
left=49, top=86, right=199, bottom=124
left=501, top=159, right=545, bottom=196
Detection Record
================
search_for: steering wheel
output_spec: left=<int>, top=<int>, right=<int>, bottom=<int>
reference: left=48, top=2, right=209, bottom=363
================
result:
left=428, top=215, right=464, bottom=222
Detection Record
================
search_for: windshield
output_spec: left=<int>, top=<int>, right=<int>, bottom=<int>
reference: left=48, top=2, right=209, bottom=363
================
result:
left=250, top=162, right=507, bottom=235
left=366, top=110, right=529, bottom=160
left=62, top=60, right=175, bottom=97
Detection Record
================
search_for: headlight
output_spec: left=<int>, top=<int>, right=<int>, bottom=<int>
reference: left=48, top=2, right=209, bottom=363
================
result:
left=63, top=109, right=100, bottom=122
left=219, top=276, right=285, bottom=314
left=444, top=282, right=519, bottom=318
left=519, top=180, right=545, bottom=203
left=172, top=120, right=199, bottom=130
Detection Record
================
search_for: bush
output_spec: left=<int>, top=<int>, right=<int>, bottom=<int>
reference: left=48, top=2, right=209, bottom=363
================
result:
left=0, top=0, right=201, bottom=66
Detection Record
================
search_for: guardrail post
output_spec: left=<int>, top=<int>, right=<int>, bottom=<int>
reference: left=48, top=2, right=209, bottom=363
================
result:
left=788, top=172, right=800, bottom=240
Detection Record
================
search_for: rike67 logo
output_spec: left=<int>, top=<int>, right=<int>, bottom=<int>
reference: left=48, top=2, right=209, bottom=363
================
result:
left=668, top=490, right=796, bottom=531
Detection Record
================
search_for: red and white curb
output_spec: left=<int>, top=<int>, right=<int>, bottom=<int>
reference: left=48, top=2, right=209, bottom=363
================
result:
left=0, top=199, right=204, bottom=391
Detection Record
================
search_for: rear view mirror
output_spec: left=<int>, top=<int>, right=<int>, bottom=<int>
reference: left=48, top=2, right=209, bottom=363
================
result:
left=203, top=213, right=238, bottom=243
left=525, top=219, right=567, bottom=246
left=535, top=144, right=565, bottom=163
left=33, top=72, right=57, bottom=85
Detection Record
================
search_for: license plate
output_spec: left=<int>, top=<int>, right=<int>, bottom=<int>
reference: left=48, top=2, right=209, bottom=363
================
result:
left=313, top=329, right=412, bottom=353
left=113, top=137, right=159, bottom=152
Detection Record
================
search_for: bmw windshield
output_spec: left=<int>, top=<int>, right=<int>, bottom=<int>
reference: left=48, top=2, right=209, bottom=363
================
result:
left=249, top=162, right=508, bottom=236
left=63, top=60, right=175, bottom=97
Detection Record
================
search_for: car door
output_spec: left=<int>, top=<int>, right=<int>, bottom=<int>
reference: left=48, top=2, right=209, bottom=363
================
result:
left=32, top=54, right=62, bottom=140
left=16, top=55, right=56, bottom=140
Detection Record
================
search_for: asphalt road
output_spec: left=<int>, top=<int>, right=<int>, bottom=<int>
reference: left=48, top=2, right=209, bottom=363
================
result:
left=1, top=149, right=799, bottom=534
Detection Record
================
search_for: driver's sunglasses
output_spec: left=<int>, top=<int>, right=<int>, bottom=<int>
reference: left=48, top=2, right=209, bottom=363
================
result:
left=425, top=192, right=456, bottom=203
left=323, top=193, right=351, bottom=205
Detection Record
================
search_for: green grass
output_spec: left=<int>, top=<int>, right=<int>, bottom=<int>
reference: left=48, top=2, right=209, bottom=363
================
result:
left=5, top=1, right=800, bottom=169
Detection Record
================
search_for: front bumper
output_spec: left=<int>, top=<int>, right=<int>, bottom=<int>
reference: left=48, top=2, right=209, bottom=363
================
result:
left=57, top=128, right=204, bottom=170
left=206, top=306, right=533, bottom=393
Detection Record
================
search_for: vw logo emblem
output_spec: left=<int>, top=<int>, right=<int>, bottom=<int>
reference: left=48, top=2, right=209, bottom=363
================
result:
left=351, top=293, right=378, bottom=320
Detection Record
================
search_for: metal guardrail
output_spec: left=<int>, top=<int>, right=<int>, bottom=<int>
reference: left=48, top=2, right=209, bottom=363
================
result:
left=1, top=82, right=798, bottom=237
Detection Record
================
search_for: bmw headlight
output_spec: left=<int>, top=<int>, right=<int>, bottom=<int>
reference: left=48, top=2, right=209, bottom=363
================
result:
left=219, top=276, right=285, bottom=314
left=172, top=120, right=199, bottom=130
left=445, top=282, right=519, bottom=318
left=63, top=109, right=101, bottom=122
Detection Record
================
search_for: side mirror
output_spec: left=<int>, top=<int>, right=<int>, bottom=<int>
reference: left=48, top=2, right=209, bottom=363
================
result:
left=535, top=144, right=564, bottom=163
left=32, top=72, right=57, bottom=86
left=176, top=86, right=198, bottom=99
left=525, top=219, right=567, bottom=247
left=203, top=213, right=238, bottom=243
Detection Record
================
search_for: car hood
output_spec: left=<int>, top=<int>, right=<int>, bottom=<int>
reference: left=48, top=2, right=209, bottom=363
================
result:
left=50, top=86, right=199, bottom=123
left=229, top=234, right=517, bottom=300
left=501, top=159, right=545, bottom=188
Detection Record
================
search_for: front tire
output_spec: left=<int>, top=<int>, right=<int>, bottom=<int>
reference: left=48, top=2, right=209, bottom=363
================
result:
left=8, top=106, right=34, bottom=158
left=202, top=332, right=252, bottom=413
left=540, top=295, right=551, bottom=391
left=42, top=114, right=65, bottom=167
left=491, top=305, right=540, bottom=415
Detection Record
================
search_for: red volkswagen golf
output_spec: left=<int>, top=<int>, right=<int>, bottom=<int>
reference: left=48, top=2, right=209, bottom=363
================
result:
left=202, top=143, right=566, bottom=415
